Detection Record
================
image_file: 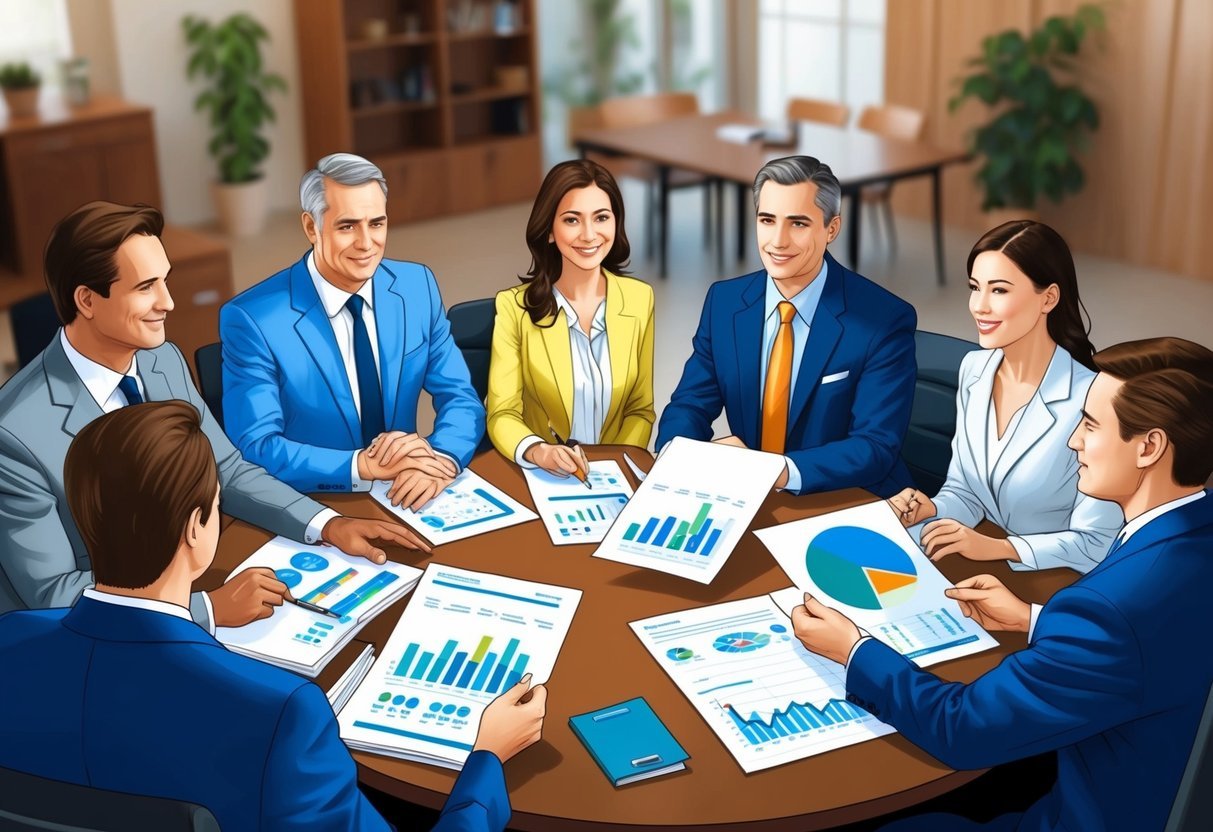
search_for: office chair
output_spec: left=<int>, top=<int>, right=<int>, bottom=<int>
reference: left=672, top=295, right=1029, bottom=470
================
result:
left=194, top=342, right=224, bottom=430
left=10, top=291, right=61, bottom=370
left=1165, top=681, right=1213, bottom=831
left=0, top=765, right=220, bottom=831
left=448, top=297, right=496, bottom=452
left=786, top=96, right=851, bottom=128
left=901, top=330, right=981, bottom=494
left=856, top=104, right=927, bottom=252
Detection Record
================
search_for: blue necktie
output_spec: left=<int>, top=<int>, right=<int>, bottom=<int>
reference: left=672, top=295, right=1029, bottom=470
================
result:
left=345, top=294, right=385, bottom=447
left=117, top=375, right=143, bottom=406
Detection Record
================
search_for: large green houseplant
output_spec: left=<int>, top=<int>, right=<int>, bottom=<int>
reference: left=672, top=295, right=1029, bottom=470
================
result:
left=949, top=4, right=1105, bottom=212
left=182, top=13, right=286, bottom=235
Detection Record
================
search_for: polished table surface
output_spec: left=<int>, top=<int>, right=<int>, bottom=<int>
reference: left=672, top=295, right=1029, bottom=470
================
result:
left=201, top=447, right=1078, bottom=832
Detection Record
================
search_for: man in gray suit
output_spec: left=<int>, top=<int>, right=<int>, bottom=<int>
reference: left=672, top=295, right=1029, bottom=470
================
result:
left=0, top=201, right=432, bottom=629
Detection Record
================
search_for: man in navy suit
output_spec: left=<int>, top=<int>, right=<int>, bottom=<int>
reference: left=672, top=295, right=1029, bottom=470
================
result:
left=793, top=337, right=1213, bottom=831
left=221, top=153, right=485, bottom=510
left=655, top=155, right=916, bottom=496
left=0, top=401, right=545, bottom=832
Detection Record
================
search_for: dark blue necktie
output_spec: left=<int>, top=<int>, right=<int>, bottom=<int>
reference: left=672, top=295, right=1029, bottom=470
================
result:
left=345, top=294, right=385, bottom=447
left=117, top=375, right=143, bottom=405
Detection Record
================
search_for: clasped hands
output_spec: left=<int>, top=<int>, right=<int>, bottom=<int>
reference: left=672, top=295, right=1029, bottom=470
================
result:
left=358, top=430, right=457, bottom=510
left=886, top=488, right=1018, bottom=564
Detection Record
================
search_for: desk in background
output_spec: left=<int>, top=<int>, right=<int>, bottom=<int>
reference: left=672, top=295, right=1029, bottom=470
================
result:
left=201, top=446, right=1077, bottom=832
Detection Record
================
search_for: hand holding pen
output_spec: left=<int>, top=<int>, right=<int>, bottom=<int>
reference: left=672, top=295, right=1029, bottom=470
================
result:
left=519, top=424, right=593, bottom=488
left=548, top=426, right=593, bottom=489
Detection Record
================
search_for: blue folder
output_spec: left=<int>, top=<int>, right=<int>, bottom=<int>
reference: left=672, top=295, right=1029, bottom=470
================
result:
left=569, top=697, right=689, bottom=786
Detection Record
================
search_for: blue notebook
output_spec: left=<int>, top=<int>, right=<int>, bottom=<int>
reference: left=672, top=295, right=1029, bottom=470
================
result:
left=569, top=697, right=689, bottom=786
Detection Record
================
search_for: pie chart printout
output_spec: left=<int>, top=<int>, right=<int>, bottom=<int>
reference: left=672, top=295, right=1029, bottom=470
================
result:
left=805, top=526, right=918, bottom=610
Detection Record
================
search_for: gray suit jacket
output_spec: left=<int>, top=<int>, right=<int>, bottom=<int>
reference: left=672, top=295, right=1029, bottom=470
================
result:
left=0, top=333, right=326, bottom=627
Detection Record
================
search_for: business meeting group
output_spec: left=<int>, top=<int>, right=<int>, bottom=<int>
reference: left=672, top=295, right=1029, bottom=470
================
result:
left=1, top=151, right=1211, bottom=832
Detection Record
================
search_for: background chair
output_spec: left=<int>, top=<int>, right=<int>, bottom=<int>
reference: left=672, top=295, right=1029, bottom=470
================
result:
left=194, top=342, right=224, bottom=430
left=1165, top=681, right=1213, bottom=831
left=448, top=297, right=495, bottom=452
left=0, top=765, right=219, bottom=831
left=856, top=103, right=927, bottom=252
left=11, top=292, right=60, bottom=371
left=786, top=97, right=850, bottom=128
left=901, top=330, right=981, bottom=495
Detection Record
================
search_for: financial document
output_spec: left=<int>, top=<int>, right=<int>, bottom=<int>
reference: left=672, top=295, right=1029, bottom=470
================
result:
left=631, top=596, right=894, bottom=773
left=524, top=460, right=634, bottom=545
left=757, top=501, right=999, bottom=667
left=338, top=565, right=581, bottom=769
left=593, top=438, right=785, bottom=584
left=370, top=468, right=537, bottom=545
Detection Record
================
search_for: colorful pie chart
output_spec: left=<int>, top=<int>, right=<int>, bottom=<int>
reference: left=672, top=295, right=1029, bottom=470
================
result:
left=805, top=525, right=918, bottom=610
left=713, top=632, right=771, bottom=653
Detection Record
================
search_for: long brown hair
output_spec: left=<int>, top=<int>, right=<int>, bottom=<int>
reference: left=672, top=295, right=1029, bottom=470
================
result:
left=520, top=159, right=631, bottom=325
left=966, top=220, right=1096, bottom=370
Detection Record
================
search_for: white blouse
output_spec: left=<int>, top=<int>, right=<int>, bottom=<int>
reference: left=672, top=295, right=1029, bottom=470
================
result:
left=553, top=288, right=612, bottom=444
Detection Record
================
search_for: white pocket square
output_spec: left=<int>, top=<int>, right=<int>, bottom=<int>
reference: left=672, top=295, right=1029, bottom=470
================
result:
left=821, top=370, right=850, bottom=384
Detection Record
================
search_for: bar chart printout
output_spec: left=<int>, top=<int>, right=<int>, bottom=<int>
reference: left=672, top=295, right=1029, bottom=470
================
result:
left=524, top=460, right=635, bottom=545
left=630, top=596, right=894, bottom=773
left=338, top=565, right=582, bottom=769
left=595, top=438, right=786, bottom=584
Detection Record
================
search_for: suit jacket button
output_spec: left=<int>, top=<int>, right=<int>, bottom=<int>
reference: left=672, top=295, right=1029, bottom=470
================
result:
left=846, top=694, right=858, bottom=704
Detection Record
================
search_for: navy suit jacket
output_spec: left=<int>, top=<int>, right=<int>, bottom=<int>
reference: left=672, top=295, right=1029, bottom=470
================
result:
left=220, top=253, right=485, bottom=492
left=0, top=598, right=510, bottom=832
left=847, top=491, right=1213, bottom=831
left=655, top=253, right=916, bottom=496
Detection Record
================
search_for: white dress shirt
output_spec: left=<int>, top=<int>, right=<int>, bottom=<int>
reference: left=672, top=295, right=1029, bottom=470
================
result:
left=759, top=259, right=829, bottom=492
left=515, top=288, right=612, bottom=466
left=82, top=587, right=212, bottom=634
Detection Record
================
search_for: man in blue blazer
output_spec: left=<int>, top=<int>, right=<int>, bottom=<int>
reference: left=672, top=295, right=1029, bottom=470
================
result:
left=221, top=153, right=485, bottom=509
left=792, top=336, right=1213, bottom=831
left=655, top=156, right=916, bottom=497
left=0, top=401, right=545, bottom=832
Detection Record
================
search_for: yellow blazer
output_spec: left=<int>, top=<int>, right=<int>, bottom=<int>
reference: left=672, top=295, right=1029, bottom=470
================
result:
left=487, top=271, right=655, bottom=459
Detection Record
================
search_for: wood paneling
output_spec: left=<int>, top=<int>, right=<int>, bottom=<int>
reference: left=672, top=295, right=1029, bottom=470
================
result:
left=886, top=0, right=1212, bottom=281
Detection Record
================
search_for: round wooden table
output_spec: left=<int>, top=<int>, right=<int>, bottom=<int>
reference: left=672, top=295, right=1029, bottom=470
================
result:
left=203, top=446, right=1077, bottom=831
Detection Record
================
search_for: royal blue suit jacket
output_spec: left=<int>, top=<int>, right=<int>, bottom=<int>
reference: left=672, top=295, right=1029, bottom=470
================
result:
left=847, top=492, right=1213, bottom=831
left=0, top=598, right=510, bottom=832
left=655, top=253, right=916, bottom=496
left=220, top=254, right=485, bottom=492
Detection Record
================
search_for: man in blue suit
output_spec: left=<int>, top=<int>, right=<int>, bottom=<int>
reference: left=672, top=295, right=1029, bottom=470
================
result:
left=221, top=153, right=485, bottom=510
left=0, top=401, right=546, bottom=832
left=655, top=156, right=916, bottom=496
left=793, top=337, right=1213, bottom=831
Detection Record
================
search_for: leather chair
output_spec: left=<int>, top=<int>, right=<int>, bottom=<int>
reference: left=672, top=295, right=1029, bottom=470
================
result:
left=194, top=342, right=224, bottom=430
left=902, top=330, right=981, bottom=494
left=448, top=297, right=496, bottom=452
left=1165, top=681, right=1213, bottom=831
left=10, top=291, right=60, bottom=370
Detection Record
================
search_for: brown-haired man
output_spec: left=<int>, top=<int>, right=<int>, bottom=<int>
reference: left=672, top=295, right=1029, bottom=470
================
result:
left=793, top=337, right=1213, bottom=831
left=0, top=201, right=431, bottom=630
left=0, top=402, right=544, bottom=831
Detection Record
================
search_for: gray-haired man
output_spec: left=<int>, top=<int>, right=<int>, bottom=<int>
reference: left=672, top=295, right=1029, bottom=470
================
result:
left=655, top=155, right=917, bottom=496
left=219, top=153, right=485, bottom=509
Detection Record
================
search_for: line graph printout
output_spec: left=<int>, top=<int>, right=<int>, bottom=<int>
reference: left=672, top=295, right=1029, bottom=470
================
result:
left=631, top=597, right=894, bottom=773
left=757, top=501, right=998, bottom=667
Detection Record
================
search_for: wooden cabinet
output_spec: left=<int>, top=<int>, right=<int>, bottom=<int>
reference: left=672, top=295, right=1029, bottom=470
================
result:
left=294, top=0, right=543, bottom=223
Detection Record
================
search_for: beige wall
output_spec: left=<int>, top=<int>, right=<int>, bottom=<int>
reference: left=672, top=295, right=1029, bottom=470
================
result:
left=886, top=0, right=1213, bottom=282
left=65, top=0, right=120, bottom=96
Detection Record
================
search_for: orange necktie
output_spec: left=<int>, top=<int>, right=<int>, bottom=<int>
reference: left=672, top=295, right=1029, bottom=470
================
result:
left=761, top=301, right=797, bottom=453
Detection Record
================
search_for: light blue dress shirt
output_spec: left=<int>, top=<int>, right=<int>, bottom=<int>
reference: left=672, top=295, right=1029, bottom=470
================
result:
left=759, top=259, right=829, bottom=492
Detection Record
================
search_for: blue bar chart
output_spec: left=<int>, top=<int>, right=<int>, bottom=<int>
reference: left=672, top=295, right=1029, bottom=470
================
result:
left=620, top=498, right=736, bottom=559
left=524, top=460, right=635, bottom=545
left=392, top=633, right=531, bottom=695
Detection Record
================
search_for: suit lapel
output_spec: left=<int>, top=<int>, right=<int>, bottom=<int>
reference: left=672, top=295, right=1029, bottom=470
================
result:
left=991, top=347, right=1070, bottom=500
left=375, top=263, right=406, bottom=428
left=537, top=308, right=574, bottom=433
left=44, top=333, right=103, bottom=437
left=964, top=350, right=999, bottom=500
left=732, top=274, right=766, bottom=446
left=787, top=260, right=844, bottom=433
left=136, top=348, right=174, bottom=403
left=602, top=272, right=635, bottom=431
left=289, top=256, right=361, bottom=445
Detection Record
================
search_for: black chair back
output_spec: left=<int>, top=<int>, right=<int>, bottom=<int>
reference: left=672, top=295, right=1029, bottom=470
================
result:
left=1166, top=682, right=1213, bottom=831
left=902, top=330, right=981, bottom=495
left=448, top=298, right=495, bottom=402
left=11, top=292, right=60, bottom=370
left=194, top=343, right=224, bottom=430
left=0, top=765, right=220, bottom=831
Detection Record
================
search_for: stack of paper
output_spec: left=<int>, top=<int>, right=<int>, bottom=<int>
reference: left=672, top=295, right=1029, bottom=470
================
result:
left=716, top=123, right=763, bottom=144
left=216, top=537, right=422, bottom=678
left=370, top=468, right=537, bottom=545
left=338, top=565, right=581, bottom=769
left=326, top=644, right=376, bottom=714
left=524, top=460, right=634, bottom=545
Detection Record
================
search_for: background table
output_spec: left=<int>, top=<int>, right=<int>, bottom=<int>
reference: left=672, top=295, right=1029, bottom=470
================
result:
left=201, top=447, right=1076, bottom=831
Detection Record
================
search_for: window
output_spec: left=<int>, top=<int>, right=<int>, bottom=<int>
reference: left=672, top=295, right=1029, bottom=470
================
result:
left=757, top=0, right=885, bottom=123
left=0, top=0, right=72, bottom=90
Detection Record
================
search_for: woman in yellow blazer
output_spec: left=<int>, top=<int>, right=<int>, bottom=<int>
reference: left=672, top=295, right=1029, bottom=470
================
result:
left=488, top=159, right=655, bottom=477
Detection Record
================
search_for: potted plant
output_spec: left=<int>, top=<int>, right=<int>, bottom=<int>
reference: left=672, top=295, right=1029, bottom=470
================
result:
left=1, top=62, right=42, bottom=119
left=182, top=13, right=287, bottom=236
left=949, top=4, right=1105, bottom=221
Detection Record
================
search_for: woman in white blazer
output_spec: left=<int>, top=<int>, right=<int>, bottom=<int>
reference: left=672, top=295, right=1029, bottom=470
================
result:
left=890, top=221, right=1122, bottom=573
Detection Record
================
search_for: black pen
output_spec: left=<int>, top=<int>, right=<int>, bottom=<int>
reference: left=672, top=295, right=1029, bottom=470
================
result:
left=548, top=426, right=593, bottom=490
left=287, top=596, right=342, bottom=620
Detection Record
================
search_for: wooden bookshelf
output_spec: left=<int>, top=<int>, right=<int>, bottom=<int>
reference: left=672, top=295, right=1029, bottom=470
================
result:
left=293, top=0, right=542, bottom=221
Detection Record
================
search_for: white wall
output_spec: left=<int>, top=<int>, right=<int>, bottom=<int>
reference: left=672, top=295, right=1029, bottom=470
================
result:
left=108, top=0, right=306, bottom=225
